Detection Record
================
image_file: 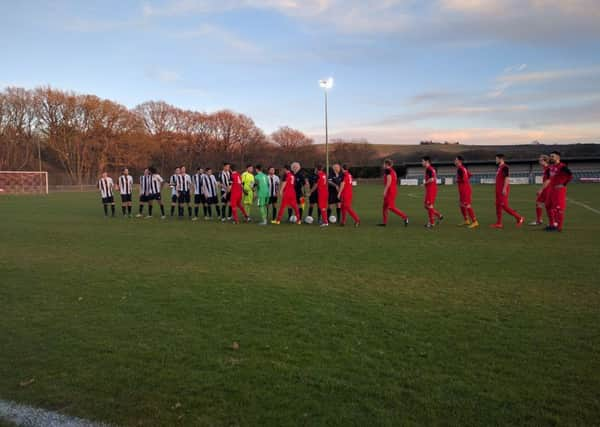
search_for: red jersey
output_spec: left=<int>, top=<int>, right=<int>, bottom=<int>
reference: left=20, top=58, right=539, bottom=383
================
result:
left=342, top=171, right=353, bottom=198
left=496, top=163, right=509, bottom=192
left=456, top=165, right=472, bottom=189
left=542, top=165, right=551, bottom=183
left=384, top=167, right=397, bottom=198
left=424, top=165, right=437, bottom=189
left=283, top=171, right=296, bottom=197
left=317, top=171, right=328, bottom=195
left=230, top=171, right=242, bottom=196
left=549, top=162, right=573, bottom=187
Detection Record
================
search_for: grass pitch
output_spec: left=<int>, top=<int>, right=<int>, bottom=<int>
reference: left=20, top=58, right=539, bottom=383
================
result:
left=1, top=184, right=599, bottom=426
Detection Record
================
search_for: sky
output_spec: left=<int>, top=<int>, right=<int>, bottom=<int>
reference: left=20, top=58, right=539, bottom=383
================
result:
left=1, top=0, right=600, bottom=145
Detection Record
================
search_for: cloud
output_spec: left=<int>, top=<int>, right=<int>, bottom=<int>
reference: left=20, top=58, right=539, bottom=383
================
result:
left=146, top=69, right=182, bottom=82
left=141, top=0, right=600, bottom=43
left=173, top=24, right=262, bottom=56
left=489, top=65, right=600, bottom=98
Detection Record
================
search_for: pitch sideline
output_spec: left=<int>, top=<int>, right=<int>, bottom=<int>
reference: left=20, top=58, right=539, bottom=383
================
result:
left=568, top=197, right=600, bottom=215
left=0, top=399, right=111, bottom=427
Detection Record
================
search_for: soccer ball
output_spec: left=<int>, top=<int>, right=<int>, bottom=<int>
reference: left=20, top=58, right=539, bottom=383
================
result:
left=289, top=215, right=298, bottom=223
left=329, top=215, right=337, bottom=224
left=304, top=216, right=314, bottom=224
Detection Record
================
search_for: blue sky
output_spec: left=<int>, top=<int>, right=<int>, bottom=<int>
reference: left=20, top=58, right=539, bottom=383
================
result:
left=1, top=0, right=600, bottom=144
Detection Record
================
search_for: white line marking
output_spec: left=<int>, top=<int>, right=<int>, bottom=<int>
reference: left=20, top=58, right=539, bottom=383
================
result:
left=568, top=198, right=600, bottom=215
left=0, top=399, right=112, bottom=427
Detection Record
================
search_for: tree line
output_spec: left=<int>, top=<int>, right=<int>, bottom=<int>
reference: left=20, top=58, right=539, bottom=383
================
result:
left=0, top=86, right=377, bottom=184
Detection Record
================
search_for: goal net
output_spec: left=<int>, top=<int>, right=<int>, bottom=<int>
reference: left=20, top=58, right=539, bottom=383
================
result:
left=0, top=171, right=49, bottom=194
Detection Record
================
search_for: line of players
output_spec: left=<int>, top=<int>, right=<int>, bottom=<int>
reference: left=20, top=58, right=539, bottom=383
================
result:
left=97, top=150, right=572, bottom=231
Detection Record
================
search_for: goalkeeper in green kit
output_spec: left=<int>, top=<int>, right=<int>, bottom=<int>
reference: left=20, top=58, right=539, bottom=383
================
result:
left=254, top=165, right=270, bottom=226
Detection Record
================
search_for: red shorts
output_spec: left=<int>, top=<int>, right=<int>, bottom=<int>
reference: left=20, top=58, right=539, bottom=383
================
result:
left=458, top=186, right=472, bottom=205
left=424, top=188, right=437, bottom=206
left=318, top=196, right=328, bottom=209
left=230, top=194, right=242, bottom=205
left=496, top=193, right=509, bottom=206
left=549, top=187, right=567, bottom=210
left=536, top=187, right=549, bottom=204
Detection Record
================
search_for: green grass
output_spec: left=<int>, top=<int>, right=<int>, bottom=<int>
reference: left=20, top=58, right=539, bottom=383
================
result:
left=1, top=184, right=599, bottom=426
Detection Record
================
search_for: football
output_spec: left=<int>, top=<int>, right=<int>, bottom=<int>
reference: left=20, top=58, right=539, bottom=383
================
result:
left=304, top=216, right=314, bottom=224
left=329, top=215, right=337, bottom=224
left=289, top=215, right=298, bottom=223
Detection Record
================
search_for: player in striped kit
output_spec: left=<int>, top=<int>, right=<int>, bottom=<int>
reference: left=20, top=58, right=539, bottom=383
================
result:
left=219, top=163, right=232, bottom=222
left=169, top=167, right=180, bottom=217
left=202, top=168, right=219, bottom=220
left=136, top=168, right=151, bottom=218
left=192, top=168, right=205, bottom=221
left=267, top=167, right=280, bottom=222
left=177, top=166, right=193, bottom=218
left=98, top=172, right=115, bottom=217
left=147, top=167, right=166, bottom=219
left=117, top=168, right=134, bottom=217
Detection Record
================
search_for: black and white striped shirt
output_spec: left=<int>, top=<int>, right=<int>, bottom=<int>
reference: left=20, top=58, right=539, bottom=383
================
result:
left=169, top=174, right=178, bottom=197
left=193, top=174, right=202, bottom=195
left=219, top=171, right=231, bottom=194
left=150, top=174, right=163, bottom=194
left=202, top=174, right=218, bottom=198
left=98, top=177, right=114, bottom=198
left=268, top=174, right=280, bottom=197
left=118, top=175, right=133, bottom=195
left=140, top=175, right=151, bottom=196
left=177, top=174, right=192, bottom=192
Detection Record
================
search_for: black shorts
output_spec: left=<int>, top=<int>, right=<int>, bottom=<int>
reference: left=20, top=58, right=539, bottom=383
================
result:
left=171, top=194, right=178, bottom=203
left=121, top=194, right=132, bottom=203
left=268, top=196, right=278, bottom=205
left=309, top=192, right=318, bottom=204
left=150, top=193, right=162, bottom=201
left=178, top=191, right=191, bottom=204
left=328, top=192, right=340, bottom=205
left=102, top=196, right=114, bottom=204
left=221, top=193, right=231, bottom=204
left=140, top=194, right=149, bottom=203
left=194, top=194, right=206, bottom=204
left=207, top=196, right=218, bottom=205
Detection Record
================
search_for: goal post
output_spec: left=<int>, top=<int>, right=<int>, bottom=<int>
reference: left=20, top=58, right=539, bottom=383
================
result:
left=0, top=171, right=49, bottom=194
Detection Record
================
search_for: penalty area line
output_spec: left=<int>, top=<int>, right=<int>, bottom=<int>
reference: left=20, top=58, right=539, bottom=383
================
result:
left=568, top=198, right=600, bottom=215
left=0, top=399, right=112, bottom=427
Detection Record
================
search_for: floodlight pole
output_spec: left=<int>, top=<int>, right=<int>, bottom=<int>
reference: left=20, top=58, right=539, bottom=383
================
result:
left=324, top=89, right=329, bottom=174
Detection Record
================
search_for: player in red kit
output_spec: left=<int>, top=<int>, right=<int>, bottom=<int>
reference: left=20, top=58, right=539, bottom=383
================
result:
left=529, top=154, right=551, bottom=226
left=229, top=166, right=249, bottom=224
left=337, top=164, right=360, bottom=227
left=273, top=165, right=301, bottom=225
left=378, top=159, right=408, bottom=227
left=546, top=151, right=573, bottom=232
left=490, top=154, right=525, bottom=229
left=422, top=156, right=443, bottom=228
left=454, top=156, right=479, bottom=228
left=316, top=165, right=329, bottom=227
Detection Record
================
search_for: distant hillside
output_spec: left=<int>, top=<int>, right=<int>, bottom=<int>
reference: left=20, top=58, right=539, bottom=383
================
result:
left=316, top=143, right=600, bottom=164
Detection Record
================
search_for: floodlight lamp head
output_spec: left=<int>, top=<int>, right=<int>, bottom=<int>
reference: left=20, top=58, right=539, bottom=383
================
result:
left=319, top=77, right=334, bottom=90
